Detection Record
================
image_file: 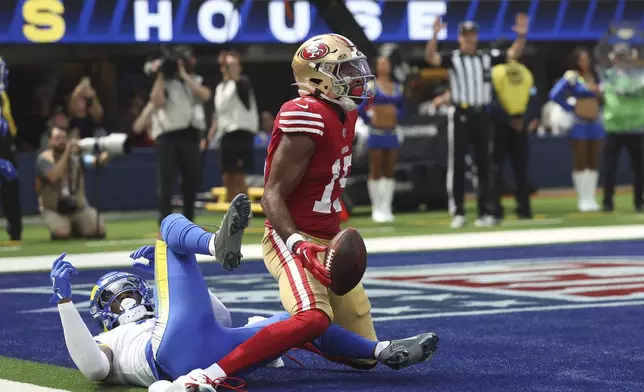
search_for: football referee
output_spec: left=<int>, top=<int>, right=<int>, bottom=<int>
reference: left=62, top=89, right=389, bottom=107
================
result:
left=425, top=14, right=529, bottom=228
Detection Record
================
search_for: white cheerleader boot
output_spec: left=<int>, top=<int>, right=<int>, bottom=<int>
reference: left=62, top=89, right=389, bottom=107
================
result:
left=572, top=171, right=586, bottom=211
left=380, top=178, right=396, bottom=222
left=369, top=179, right=387, bottom=222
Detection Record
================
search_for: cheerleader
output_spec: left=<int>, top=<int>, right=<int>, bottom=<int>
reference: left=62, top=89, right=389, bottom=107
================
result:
left=549, top=48, right=604, bottom=212
left=358, top=56, right=404, bottom=223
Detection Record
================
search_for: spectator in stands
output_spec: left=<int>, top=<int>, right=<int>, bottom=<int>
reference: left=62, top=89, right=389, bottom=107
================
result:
left=121, top=92, right=154, bottom=148
left=0, top=56, right=22, bottom=242
left=68, top=77, right=104, bottom=139
left=36, top=126, right=105, bottom=240
left=148, top=46, right=211, bottom=223
left=358, top=55, right=404, bottom=223
left=549, top=48, right=604, bottom=212
left=208, top=51, right=259, bottom=202
left=489, top=55, right=540, bottom=221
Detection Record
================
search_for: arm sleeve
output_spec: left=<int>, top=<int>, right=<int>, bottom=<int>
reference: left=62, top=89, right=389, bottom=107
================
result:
left=549, top=77, right=574, bottom=112
left=209, top=290, right=232, bottom=328
left=235, top=76, right=253, bottom=110
left=58, top=301, right=111, bottom=381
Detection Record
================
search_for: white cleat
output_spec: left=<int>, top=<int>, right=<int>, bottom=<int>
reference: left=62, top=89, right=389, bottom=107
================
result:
left=174, top=369, right=217, bottom=392
left=474, top=215, right=497, bottom=227
left=450, top=215, right=465, bottom=229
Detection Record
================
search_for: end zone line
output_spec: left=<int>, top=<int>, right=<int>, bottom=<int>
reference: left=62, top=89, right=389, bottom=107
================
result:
left=2, top=224, right=644, bottom=273
left=372, top=299, right=644, bottom=322
left=0, top=379, right=69, bottom=392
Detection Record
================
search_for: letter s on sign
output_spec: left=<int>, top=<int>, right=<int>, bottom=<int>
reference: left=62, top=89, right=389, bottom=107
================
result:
left=22, top=0, right=66, bottom=43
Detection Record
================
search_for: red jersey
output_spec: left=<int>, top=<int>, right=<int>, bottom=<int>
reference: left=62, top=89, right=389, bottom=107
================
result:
left=264, top=96, right=357, bottom=240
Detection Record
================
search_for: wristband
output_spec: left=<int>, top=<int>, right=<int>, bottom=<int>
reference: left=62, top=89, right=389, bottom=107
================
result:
left=286, top=233, right=305, bottom=253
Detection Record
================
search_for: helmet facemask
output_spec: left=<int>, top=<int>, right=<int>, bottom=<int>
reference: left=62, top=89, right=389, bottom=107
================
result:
left=296, top=57, right=375, bottom=111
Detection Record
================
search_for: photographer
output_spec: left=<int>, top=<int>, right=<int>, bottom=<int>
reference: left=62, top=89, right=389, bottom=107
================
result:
left=147, top=46, right=211, bottom=223
left=68, top=77, right=104, bottom=139
left=36, top=126, right=105, bottom=240
left=205, top=51, right=258, bottom=201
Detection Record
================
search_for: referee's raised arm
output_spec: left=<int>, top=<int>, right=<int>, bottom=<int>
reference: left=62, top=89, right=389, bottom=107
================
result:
left=506, top=13, right=529, bottom=60
left=425, top=17, right=446, bottom=67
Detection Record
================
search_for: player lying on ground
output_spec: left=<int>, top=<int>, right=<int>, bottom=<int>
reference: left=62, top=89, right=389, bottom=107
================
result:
left=171, top=33, right=439, bottom=391
left=51, top=197, right=433, bottom=390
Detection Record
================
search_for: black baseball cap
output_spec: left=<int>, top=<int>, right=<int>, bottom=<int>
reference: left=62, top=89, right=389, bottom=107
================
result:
left=458, top=21, right=479, bottom=34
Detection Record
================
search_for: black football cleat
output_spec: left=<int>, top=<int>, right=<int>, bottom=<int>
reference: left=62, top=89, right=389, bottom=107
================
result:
left=213, top=193, right=251, bottom=271
left=377, top=332, right=439, bottom=370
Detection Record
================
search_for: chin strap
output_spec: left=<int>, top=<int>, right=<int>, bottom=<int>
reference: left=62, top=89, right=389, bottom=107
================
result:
left=293, top=82, right=356, bottom=111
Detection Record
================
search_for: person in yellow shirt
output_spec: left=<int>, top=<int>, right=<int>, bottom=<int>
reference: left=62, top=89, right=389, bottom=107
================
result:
left=0, top=56, right=22, bottom=242
left=489, top=58, right=539, bottom=221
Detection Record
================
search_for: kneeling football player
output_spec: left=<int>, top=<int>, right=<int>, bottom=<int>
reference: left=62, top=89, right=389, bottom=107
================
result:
left=169, top=33, right=439, bottom=391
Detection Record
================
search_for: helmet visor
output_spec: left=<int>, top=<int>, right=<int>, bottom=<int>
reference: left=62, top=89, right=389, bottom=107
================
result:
left=334, top=58, right=375, bottom=99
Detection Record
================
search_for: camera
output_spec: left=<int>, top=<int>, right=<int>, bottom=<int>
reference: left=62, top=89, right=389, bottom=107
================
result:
left=144, top=46, right=194, bottom=79
left=77, top=133, right=132, bottom=156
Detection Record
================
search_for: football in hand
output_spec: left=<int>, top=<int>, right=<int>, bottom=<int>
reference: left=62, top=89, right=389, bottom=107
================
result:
left=325, top=228, right=367, bottom=296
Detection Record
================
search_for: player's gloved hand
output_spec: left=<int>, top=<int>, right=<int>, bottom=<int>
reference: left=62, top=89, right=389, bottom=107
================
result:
left=130, top=245, right=155, bottom=274
left=49, top=252, right=78, bottom=304
left=0, top=158, right=17, bottom=181
left=293, top=241, right=331, bottom=287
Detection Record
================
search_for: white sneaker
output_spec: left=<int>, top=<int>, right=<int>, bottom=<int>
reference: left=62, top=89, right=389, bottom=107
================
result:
left=474, top=215, right=497, bottom=227
left=174, top=369, right=216, bottom=392
left=450, top=215, right=465, bottom=229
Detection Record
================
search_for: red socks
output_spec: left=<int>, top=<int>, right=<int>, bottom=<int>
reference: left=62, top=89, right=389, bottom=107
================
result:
left=218, top=309, right=330, bottom=375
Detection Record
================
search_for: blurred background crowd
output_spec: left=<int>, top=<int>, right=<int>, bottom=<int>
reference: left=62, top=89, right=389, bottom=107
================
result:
left=1, top=0, right=644, bottom=243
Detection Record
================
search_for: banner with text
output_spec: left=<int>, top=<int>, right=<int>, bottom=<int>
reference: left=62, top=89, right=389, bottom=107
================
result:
left=4, top=0, right=641, bottom=44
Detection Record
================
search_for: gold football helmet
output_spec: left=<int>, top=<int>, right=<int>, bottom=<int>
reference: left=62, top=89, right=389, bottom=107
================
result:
left=292, top=33, right=375, bottom=111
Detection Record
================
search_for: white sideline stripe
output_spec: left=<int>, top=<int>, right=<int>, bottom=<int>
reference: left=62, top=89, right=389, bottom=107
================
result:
left=0, top=379, right=69, bottom=392
left=372, top=299, right=644, bottom=322
left=2, top=224, right=644, bottom=273
left=280, top=111, right=322, bottom=118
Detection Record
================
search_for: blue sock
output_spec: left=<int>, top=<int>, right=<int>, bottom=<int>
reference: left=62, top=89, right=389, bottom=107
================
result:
left=160, top=214, right=214, bottom=256
left=312, top=324, right=377, bottom=359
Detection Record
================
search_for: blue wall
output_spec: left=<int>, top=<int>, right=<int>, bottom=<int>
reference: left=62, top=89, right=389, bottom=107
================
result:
left=6, top=136, right=637, bottom=216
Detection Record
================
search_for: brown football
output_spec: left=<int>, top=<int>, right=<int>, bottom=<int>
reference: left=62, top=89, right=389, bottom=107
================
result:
left=325, top=227, right=367, bottom=296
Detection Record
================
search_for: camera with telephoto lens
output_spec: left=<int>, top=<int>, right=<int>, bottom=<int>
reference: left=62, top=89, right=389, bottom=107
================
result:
left=77, top=133, right=132, bottom=156
left=144, top=46, right=194, bottom=79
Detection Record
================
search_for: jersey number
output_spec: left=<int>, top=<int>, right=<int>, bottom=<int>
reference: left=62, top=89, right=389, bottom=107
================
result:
left=313, top=155, right=351, bottom=214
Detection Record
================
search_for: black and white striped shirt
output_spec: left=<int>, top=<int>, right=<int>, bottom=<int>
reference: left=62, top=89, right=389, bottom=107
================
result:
left=441, top=49, right=507, bottom=107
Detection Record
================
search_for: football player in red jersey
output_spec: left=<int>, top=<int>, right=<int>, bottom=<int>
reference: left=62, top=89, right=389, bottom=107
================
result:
left=169, top=34, right=438, bottom=391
